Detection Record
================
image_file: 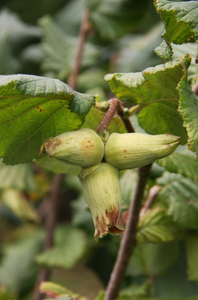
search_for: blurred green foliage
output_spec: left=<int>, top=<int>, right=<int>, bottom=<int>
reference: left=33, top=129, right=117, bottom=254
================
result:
left=0, top=1, right=198, bottom=300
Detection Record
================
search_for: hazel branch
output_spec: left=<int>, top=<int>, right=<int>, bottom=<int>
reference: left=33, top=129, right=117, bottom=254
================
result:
left=104, top=164, right=152, bottom=300
left=68, top=10, right=90, bottom=90
left=33, top=173, right=64, bottom=300
left=96, top=98, right=119, bottom=133
left=96, top=98, right=135, bottom=134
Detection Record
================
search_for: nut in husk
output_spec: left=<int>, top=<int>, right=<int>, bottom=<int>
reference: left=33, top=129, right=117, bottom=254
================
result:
left=79, top=163, right=124, bottom=240
left=105, top=133, right=181, bottom=170
left=39, top=129, right=104, bottom=168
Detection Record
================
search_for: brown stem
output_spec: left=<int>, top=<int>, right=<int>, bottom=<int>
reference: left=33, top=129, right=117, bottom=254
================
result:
left=104, top=164, right=152, bottom=300
left=33, top=173, right=64, bottom=300
left=68, top=10, right=90, bottom=90
left=139, top=185, right=160, bottom=217
left=96, top=98, right=119, bottom=133
left=116, top=101, right=135, bottom=133
left=96, top=98, right=135, bottom=134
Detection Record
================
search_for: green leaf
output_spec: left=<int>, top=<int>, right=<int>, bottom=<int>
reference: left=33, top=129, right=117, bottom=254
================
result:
left=1, top=189, right=39, bottom=222
left=172, top=43, right=198, bottom=83
left=154, top=0, right=198, bottom=61
left=154, top=40, right=173, bottom=61
left=0, top=160, right=36, bottom=190
left=0, top=287, right=15, bottom=300
left=116, top=23, right=164, bottom=73
left=40, top=281, right=71, bottom=296
left=0, top=233, right=43, bottom=293
left=0, top=74, right=95, bottom=165
left=186, top=234, right=198, bottom=281
left=77, top=69, right=108, bottom=92
left=178, top=70, right=198, bottom=155
left=157, top=152, right=198, bottom=181
left=54, top=0, right=83, bottom=36
left=40, top=282, right=75, bottom=300
left=0, top=9, right=40, bottom=74
left=89, top=0, right=149, bottom=40
left=105, top=56, right=190, bottom=143
left=137, top=208, right=174, bottom=244
left=39, top=16, right=101, bottom=80
left=44, top=298, right=71, bottom=300
left=119, top=281, right=152, bottom=299
left=120, top=170, right=137, bottom=206
left=127, top=241, right=179, bottom=277
left=35, top=226, right=87, bottom=269
left=34, top=156, right=81, bottom=175
left=157, top=172, right=198, bottom=229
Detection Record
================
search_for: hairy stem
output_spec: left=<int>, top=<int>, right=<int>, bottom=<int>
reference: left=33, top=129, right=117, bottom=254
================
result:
left=96, top=98, right=119, bottom=133
left=33, top=174, right=64, bottom=300
left=68, top=10, right=90, bottom=90
left=105, top=164, right=152, bottom=300
left=96, top=98, right=135, bottom=134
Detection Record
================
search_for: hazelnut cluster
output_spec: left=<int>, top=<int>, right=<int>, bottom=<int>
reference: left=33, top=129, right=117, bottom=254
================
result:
left=39, top=129, right=180, bottom=240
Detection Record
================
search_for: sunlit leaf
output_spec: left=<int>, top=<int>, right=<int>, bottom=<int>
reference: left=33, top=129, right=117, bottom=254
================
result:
left=0, top=74, right=95, bottom=165
left=105, top=56, right=190, bottom=143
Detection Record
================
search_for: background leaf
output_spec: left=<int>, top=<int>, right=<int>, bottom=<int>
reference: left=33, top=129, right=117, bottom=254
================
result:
left=89, top=0, right=149, bottom=40
left=186, top=234, right=198, bottom=281
left=34, top=156, right=81, bottom=176
left=0, top=74, right=95, bottom=165
left=105, top=56, right=190, bottom=142
left=119, top=281, right=152, bottom=299
left=137, top=208, right=174, bottom=244
left=0, top=160, right=36, bottom=190
left=127, top=241, right=179, bottom=277
left=157, top=172, right=198, bottom=229
left=39, top=16, right=101, bottom=80
left=35, top=226, right=87, bottom=269
left=1, top=189, right=39, bottom=222
left=178, top=72, right=198, bottom=155
left=156, top=152, right=198, bottom=181
left=0, top=233, right=43, bottom=293
left=154, top=0, right=198, bottom=60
